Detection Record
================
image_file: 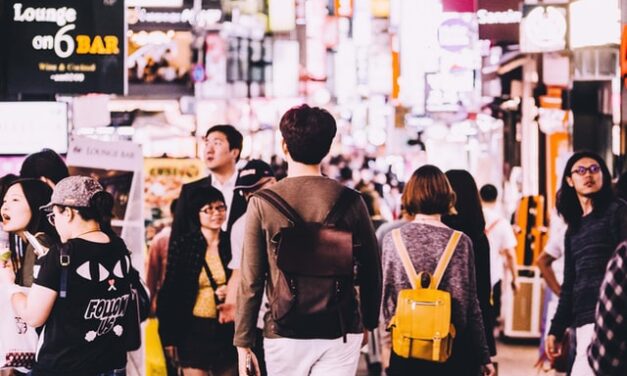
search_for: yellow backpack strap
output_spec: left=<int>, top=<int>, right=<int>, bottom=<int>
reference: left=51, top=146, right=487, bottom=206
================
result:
left=391, top=229, right=419, bottom=289
left=432, top=231, right=462, bottom=289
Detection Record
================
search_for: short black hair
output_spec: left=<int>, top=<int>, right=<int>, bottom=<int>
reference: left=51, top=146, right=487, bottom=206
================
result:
left=480, top=184, right=498, bottom=203
left=20, top=148, right=69, bottom=184
left=188, top=187, right=225, bottom=230
left=205, top=125, right=243, bottom=161
left=279, top=104, right=337, bottom=165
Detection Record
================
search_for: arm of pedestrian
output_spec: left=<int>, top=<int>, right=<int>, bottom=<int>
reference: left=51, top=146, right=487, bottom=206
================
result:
left=536, top=252, right=561, bottom=296
left=10, top=283, right=57, bottom=327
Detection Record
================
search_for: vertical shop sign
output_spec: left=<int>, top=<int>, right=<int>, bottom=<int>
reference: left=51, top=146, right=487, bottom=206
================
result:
left=3, top=0, right=126, bottom=95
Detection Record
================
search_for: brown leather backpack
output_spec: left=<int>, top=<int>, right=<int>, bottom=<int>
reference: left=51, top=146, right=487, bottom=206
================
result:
left=255, top=188, right=357, bottom=340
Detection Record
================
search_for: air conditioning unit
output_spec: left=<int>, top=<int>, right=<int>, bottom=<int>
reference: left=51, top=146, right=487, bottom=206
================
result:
left=573, top=48, right=619, bottom=81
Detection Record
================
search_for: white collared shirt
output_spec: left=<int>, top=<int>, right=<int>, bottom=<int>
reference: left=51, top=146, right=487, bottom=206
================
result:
left=211, top=171, right=238, bottom=231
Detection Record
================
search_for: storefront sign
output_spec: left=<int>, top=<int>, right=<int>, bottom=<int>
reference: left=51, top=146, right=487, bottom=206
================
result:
left=569, top=0, right=620, bottom=49
left=127, top=7, right=222, bottom=30
left=477, top=0, right=521, bottom=44
left=520, top=4, right=567, bottom=53
left=3, top=0, right=125, bottom=95
left=0, top=102, right=68, bottom=155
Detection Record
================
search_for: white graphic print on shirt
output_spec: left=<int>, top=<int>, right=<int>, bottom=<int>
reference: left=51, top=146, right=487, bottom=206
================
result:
left=75, top=258, right=131, bottom=342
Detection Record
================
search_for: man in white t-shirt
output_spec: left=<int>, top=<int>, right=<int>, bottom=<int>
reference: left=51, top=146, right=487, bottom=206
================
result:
left=480, top=184, right=519, bottom=324
left=223, top=159, right=276, bottom=376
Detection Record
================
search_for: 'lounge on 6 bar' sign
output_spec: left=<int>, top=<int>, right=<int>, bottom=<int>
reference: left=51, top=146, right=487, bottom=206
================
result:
left=3, top=0, right=126, bottom=95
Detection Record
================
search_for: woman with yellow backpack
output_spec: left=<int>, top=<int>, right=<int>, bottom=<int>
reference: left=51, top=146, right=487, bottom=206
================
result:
left=381, top=165, right=495, bottom=375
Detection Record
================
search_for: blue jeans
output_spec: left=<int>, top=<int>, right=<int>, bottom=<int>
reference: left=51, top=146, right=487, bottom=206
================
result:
left=96, top=368, right=126, bottom=376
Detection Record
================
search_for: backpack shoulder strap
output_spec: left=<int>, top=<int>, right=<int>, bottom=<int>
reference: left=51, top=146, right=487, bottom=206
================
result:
left=254, top=189, right=304, bottom=226
left=391, top=229, right=419, bottom=289
left=324, top=187, right=356, bottom=226
left=432, top=231, right=462, bottom=289
left=59, top=242, right=72, bottom=298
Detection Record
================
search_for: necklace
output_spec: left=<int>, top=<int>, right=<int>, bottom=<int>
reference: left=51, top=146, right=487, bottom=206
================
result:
left=75, top=229, right=101, bottom=238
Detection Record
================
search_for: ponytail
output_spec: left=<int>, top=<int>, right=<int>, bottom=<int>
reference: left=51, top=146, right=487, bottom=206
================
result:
left=77, top=191, right=116, bottom=238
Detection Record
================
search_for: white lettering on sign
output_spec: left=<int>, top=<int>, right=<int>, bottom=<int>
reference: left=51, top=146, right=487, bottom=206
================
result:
left=477, top=9, right=522, bottom=25
left=127, top=7, right=221, bottom=26
left=13, top=3, right=77, bottom=26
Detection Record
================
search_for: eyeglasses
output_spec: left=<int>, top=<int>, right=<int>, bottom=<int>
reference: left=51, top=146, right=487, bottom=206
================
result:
left=46, top=212, right=56, bottom=226
left=570, top=164, right=601, bottom=176
left=199, top=204, right=227, bottom=214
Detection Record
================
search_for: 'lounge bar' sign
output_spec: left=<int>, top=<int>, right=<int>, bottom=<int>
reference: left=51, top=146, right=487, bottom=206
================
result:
left=3, top=0, right=126, bottom=95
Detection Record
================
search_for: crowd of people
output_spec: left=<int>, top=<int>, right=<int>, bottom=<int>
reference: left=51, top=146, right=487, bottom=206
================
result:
left=0, top=104, right=626, bottom=376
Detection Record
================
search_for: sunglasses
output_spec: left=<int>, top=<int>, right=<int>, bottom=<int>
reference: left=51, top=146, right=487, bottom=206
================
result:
left=570, top=164, right=601, bottom=176
left=199, top=204, right=227, bottom=214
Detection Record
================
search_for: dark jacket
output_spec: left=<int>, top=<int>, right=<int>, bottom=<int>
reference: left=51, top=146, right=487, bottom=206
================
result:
left=157, top=231, right=232, bottom=346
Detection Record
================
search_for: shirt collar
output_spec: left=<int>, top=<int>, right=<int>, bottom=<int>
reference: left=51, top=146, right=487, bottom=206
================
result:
left=210, top=170, right=238, bottom=190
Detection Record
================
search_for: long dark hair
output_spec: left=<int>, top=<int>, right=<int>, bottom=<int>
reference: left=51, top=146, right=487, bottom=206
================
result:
left=556, top=151, right=613, bottom=227
left=8, top=179, right=59, bottom=242
left=442, top=170, right=486, bottom=238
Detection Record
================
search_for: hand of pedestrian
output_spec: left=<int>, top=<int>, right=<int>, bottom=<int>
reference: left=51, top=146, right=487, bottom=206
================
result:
left=361, top=329, right=369, bottom=346
left=164, top=346, right=178, bottom=364
left=237, top=347, right=260, bottom=376
left=481, top=363, right=496, bottom=376
left=217, top=302, right=235, bottom=323
left=545, top=334, right=562, bottom=361
left=215, top=285, right=228, bottom=302
left=511, top=279, right=520, bottom=293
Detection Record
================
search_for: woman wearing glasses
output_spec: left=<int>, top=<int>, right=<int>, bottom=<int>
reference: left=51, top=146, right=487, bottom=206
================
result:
left=0, top=179, right=59, bottom=286
left=157, top=187, right=236, bottom=376
left=545, top=151, right=627, bottom=376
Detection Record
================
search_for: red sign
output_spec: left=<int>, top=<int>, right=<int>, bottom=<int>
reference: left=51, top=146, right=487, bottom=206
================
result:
left=442, top=0, right=476, bottom=13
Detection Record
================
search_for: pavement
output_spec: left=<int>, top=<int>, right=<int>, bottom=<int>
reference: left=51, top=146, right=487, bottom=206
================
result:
left=357, top=338, right=541, bottom=376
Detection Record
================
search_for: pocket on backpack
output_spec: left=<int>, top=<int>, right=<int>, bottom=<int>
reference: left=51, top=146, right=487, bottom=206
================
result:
left=270, top=272, right=296, bottom=322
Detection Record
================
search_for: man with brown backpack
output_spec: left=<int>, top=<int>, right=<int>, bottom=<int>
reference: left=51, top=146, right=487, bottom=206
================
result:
left=234, top=104, right=382, bottom=376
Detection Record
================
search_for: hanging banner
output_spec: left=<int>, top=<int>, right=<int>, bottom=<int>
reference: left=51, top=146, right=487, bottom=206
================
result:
left=3, top=0, right=126, bottom=95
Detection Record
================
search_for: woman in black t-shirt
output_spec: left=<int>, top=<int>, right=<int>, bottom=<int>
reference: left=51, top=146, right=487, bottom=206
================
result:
left=0, top=176, right=136, bottom=376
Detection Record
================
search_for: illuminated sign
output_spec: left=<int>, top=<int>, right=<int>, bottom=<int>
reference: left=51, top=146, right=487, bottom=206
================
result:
left=0, top=102, right=68, bottom=155
left=477, top=9, right=522, bottom=25
left=520, top=4, right=567, bottom=53
left=570, top=0, right=620, bottom=49
left=3, top=0, right=125, bottom=94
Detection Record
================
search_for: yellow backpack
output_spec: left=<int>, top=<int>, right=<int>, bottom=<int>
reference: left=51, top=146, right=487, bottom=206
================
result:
left=388, top=229, right=462, bottom=362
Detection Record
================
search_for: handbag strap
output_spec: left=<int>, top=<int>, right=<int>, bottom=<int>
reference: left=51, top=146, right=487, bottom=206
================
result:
left=432, top=231, right=462, bottom=289
left=59, top=243, right=71, bottom=298
left=391, top=229, right=419, bottom=289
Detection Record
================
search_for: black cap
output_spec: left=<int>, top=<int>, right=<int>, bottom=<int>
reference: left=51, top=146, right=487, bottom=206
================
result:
left=235, top=160, right=275, bottom=191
